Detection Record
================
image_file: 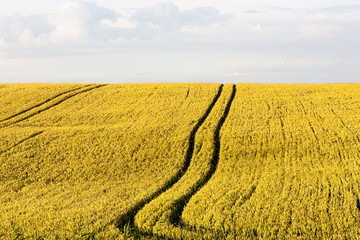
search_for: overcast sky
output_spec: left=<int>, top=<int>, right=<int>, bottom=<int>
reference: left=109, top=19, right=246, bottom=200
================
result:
left=0, top=0, right=359, bottom=83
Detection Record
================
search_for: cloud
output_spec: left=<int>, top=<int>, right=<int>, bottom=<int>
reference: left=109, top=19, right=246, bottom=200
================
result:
left=0, top=0, right=119, bottom=45
left=300, top=15, right=340, bottom=39
left=252, top=24, right=263, bottom=33
left=132, top=2, right=227, bottom=31
left=101, top=18, right=137, bottom=29
left=47, top=0, right=118, bottom=43
left=317, top=5, right=360, bottom=14
left=2, top=1, right=360, bottom=84
left=297, top=11, right=360, bottom=40
left=266, top=6, right=294, bottom=12
left=0, top=14, right=51, bottom=43
left=227, top=71, right=242, bottom=77
left=0, top=38, right=6, bottom=47
left=243, top=10, right=264, bottom=14
left=0, top=0, right=229, bottom=56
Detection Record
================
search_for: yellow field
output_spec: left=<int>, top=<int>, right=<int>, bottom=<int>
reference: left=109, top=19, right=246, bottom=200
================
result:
left=134, top=84, right=235, bottom=239
left=0, top=83, right=221, bottom=238
left=0, top=84, right=83, bottom=123
left=183, top=84, right=360, bottom=239
left=1, top=83, right=360, bottom=239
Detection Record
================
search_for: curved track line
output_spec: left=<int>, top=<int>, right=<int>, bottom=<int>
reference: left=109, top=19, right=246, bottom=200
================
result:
left=0, top=85, right=89, bottom=123
left=0, top=131, right=44, bottom=155
left=0, top=85, right=106, bottom=129
left=116, top=84, right=224, bottom=232
left=170, top=84, right=237, bottom=226
left=118, top=85, right=236, bottom=239
left=329, top=107, right=360, bottom=142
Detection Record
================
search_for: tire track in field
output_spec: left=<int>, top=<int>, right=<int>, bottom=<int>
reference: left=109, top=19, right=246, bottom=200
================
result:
left=115, top=84, right=224, bottom=233
left=288, top=90, right=320, bottom=144
left=185, top=87, right=190, bottom=99
left=328, top=107, right=360, bottom=143
left=0, top=85, right=89, bottom=123
left=122, top=85, right=236, bottom=240
left=300, top=94, right=360, bottom=218
left=0, top=84, right=106, bottom=129
left=292, top=92, right=360, bottom=225
left=273, top=90, right=286, bottom=142
left=0, top=131, right=44, bottom=155
left=327, top=105, right=360, bottom=216
left=169, top=84, right=237, bottom=239
left=293, top=96, right=319, bottom=142
left=170, top=84, right=237, bottom=226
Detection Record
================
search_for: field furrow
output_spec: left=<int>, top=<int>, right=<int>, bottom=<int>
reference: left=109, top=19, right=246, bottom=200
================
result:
left=133, top=84, right=235, bottom=239
left=0, top=130, right=44, bottom=155
left=181, top=84, right=360, bottom=239
left=0, top=83, right=221, bottom=239
left=0, top=84, right=105, bottom=128
left=0, top=84, right=84, bottom=121
left=116, top=84, right=224, bottom=231
left=173, top=84, right=236, bottom=226
left=0, top=127, right=45, bottom=153
left=3, top=83, right=360, bottom=239
left=0, top=85, right=88, bottom=123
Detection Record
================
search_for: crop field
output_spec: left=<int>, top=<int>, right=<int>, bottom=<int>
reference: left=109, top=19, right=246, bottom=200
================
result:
left=1, top=83, right=360, bottom=239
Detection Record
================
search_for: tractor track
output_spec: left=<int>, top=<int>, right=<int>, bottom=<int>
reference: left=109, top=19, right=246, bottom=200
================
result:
left=0, top=131, right=44, bottom=155
left=116, top=84, right=224, bottom=233
left=0, top=84, right=106, bottom=129
left=0, top=85, right=90, bottom=123
left=117, top=84, right=237, bottom=240
left=170, top=84, right=237, bottom=227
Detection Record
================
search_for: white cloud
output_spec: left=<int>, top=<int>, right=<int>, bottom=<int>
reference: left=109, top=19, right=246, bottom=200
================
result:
left=132, top=2, right=228, bottom=31
left=316, top=4, right=360, bottom=16
left=252, top=24, right=263, bottom=33
left=227, top=72, right=242, bottom=77
left=47, top=0, right=118, bottom=43
left=299, top=14, right=340, bottom=39
left=17, top=29, right=35, bottom=43
left=0, top=0, right=228, bottom=56
left=1, top=1, right=360, bottom=83
left=0, top=38, right=7, bottom=52
left=101, top=18, right=137, bottom=29
left=0, top=14, right=51, bottom=43
left=48, top=15, right=87, bottom=43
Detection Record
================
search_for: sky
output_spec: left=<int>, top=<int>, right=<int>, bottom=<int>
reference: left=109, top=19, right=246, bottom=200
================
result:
left=0, top=0, right=360, bottom=83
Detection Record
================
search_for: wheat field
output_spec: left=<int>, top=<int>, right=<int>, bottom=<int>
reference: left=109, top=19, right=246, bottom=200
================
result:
left=1, top=83, right=360, bottom=239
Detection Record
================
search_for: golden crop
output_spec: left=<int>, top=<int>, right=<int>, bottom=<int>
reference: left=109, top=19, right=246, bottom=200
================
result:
left=2, top=83, right=360, bottom=239
left=0, top=83, right=220, bottom=239
left=182, top=84, right=360, bottom=239
left=134, top=84, right=234, bottom=239
left=0, top=84, right=83, bottom=124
